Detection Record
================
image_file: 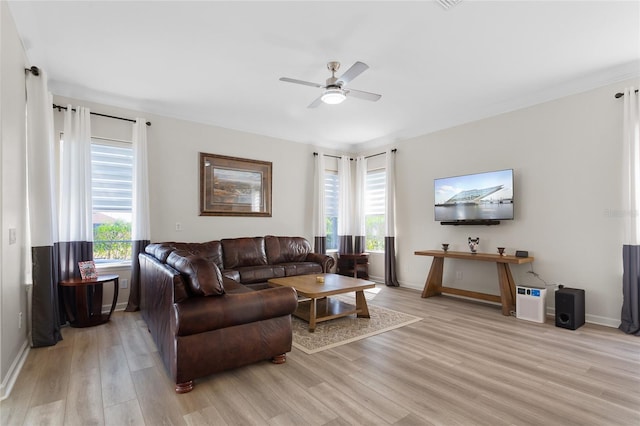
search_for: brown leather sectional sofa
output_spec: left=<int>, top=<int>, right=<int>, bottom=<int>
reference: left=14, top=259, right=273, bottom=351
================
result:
left=138, top=236, right=334, bottom=393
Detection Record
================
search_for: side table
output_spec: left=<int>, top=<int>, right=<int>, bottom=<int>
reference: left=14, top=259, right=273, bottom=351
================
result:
left=59, top=274, right=119, bottom=327
left=337, top=253, right=369, bottom=279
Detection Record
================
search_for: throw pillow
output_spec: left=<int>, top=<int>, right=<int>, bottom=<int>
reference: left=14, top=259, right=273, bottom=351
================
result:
left=166, top=250, right=225, bottom=296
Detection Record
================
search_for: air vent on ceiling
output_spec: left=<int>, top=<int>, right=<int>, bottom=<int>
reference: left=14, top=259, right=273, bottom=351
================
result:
left=437, top=0, right=463, bottom=10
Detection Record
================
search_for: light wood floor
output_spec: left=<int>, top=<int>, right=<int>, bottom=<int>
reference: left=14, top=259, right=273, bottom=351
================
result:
left=1, top=286, right=639, bottom=425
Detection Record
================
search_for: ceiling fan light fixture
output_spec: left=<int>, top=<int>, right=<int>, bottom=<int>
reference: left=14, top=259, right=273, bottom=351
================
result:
left=321, top=88, right=346, bottom=104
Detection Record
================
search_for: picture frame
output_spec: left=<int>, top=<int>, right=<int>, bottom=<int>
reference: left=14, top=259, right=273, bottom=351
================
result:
left=78, top=260, right=98, bottom=280
left=199, top=153, right=272, bottom=217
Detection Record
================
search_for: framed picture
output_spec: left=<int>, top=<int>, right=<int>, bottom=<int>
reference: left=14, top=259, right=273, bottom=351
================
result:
left=199, top=153, right=272, bottom=216
left=78, top=260, right=98, bottom=280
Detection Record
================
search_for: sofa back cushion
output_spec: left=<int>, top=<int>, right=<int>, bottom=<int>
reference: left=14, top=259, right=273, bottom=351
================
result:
left=221, top=237, right=267, bottom=269
left=166, top=250, right=225, bottom=297
left=265, top=236, right=311, bottom=264
left=168, top=241, right=224, bottom=270
left=145, top=243, right=177, bottom=263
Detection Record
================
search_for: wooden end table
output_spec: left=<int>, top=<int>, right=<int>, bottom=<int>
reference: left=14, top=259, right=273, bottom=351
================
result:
left=268, top=273, right=375, bottom=332
left=337, top=253, right=370, bottom=279
left=59, top=274, right=119, bottom=327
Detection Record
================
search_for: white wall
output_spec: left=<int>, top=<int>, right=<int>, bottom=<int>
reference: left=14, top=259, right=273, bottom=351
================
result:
left=388, top=80, right=635, bottom=326
left=54, top=96, right=318, bottom=242
left=1, top=0, right=29, bottom=398
left=52, top=95, right=322, bottom=307
left=56, top=78, right=636, bottom=327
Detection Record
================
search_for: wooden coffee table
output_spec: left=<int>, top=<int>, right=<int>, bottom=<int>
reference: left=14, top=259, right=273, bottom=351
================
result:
left=268, top=273, right=376, bottom=332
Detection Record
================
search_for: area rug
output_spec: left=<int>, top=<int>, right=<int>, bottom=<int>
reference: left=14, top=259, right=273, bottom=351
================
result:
left=291, top=300, right=422, bottom=354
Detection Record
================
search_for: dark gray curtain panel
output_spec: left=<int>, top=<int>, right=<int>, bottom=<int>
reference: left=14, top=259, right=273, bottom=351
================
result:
left=353, top=236, right=366, bottom=254
left=384, top=237, right=400, bottom=287
left=314, top=236, right=327, bottom=255
left=620, top=245, right=640, bottom=335
left=30, top=246, right=63, bottom=347
left=125, top=239, right=150, bottom=312
left=55, top=241, right=94, bottom=325
left=338, top=235, right=353, bottom=254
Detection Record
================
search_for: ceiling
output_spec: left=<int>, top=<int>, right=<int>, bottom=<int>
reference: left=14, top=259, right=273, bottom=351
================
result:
left=8, top=1, right=640, bottom=151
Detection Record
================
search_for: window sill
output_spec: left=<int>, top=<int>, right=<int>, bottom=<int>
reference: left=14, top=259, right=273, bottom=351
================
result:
left=96, top=261, right=132, bottom=271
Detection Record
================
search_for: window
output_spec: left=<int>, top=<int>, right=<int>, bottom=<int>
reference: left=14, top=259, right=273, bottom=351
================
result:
left=365, top=169, right=385, bottom=251
left=324, top=171, right=339, bottom=250
left=91, top=138, right=133, bottom=264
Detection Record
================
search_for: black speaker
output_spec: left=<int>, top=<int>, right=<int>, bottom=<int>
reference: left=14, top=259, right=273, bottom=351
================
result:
left=555, top=288, right=585, bottom=330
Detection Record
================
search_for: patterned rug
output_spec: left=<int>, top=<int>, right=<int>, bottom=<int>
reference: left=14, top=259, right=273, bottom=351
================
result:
left=291, top=298, right=422, bottom=354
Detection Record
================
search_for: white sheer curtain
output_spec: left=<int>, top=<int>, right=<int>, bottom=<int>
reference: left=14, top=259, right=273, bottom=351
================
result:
left=384, top=149, right=400, bottom=286
left=338, top=155, right=353, bottom=253
left=620, top=87, right=640, bottom=335
left=126, top=118, right=151, bottom=311
left=60, top=105, right=93, bottom=243
left=312, top=152, right=327, bottom=254
left=25, top=69, right=63, bottom=347
left=353, top=156, right=367, bottom=253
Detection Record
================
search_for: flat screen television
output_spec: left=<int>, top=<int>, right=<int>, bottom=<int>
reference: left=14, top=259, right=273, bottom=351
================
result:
left=434, top=169, right=514, bottom=224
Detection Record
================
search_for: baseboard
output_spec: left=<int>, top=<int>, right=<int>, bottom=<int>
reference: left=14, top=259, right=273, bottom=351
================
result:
left=102, top=302, right=128, bottom=314
left=398, top=280, right=619, bottom=328
left=0, top=339, right=30, bottom=401
left=368, top=274, right=385, bottom=284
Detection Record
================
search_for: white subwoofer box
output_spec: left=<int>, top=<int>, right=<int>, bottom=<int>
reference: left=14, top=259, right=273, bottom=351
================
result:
left=516, top=286, right=547, bottom=323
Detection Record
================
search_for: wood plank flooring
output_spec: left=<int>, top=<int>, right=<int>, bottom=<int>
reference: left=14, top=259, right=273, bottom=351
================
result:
left=1, top=286, right=639, bottom=425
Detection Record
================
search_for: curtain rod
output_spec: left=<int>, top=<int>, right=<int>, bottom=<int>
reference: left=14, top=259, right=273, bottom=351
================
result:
left=53, top=104, right=151, bottom=126
left=313, top=149, right=397, bottom=160
left=615, top=89, right=639, bottom=98
left=25, top=67, right=151, bottom=126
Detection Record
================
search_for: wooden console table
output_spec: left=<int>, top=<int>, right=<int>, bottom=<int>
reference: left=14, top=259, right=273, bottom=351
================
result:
left=59, top=274, right=119, bottom=327
left=414, top=250, right=534, bottom=315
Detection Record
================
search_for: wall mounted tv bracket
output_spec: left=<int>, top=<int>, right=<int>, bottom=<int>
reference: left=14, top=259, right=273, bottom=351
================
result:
left=440, top=220, right=500, bottom=226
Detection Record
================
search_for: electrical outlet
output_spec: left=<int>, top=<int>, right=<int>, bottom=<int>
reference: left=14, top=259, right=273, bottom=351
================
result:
left=18, top=312, right=23, bottom=329
left=120, top=279, right=129, bottom=289
left=175, top=222, right=182, bottom=231
left=455, top=271, right=463, bottom=281
left=9, top=228, right=16, bottom=245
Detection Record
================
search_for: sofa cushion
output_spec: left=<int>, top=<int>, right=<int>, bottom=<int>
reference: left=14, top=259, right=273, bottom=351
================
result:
left=236, top=265, right=285, bottom=284
left=282, top=262, right=323, bottom=276
left=265, top=236, right=311, bottom=264
left=145, top=243, right=177, bottom=263
left=221, top=237, right=267, bottom=269
left=166, top=250, right=225, bottom=297
left=168, top=241, right=224, bottom=270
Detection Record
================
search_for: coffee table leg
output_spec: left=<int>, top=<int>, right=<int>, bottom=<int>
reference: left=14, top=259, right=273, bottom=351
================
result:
left=355, top=290, right=370, bottom=318
left=309, top=298, right=317, bottom=332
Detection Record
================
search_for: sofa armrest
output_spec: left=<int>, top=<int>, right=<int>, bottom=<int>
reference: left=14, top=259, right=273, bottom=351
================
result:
left=174, top=286, right=298, bottom=336
left=305, top=252, right=335, bottom=273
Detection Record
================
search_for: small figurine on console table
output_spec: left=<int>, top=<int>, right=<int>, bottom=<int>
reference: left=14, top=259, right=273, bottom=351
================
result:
left=468, top=237, right=480, bottom=253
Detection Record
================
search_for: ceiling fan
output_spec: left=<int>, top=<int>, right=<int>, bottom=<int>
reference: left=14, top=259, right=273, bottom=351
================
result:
left=279, top=61, right=382, bottom=108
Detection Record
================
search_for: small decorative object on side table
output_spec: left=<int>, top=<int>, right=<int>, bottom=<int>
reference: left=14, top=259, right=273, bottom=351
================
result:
left=441, top=243, right=449, bottom=252
left=59, top=274, right=119, bottom=328
left=337, top=253, right=369, bottom=279
left=497, top=247, right=505, bottom=256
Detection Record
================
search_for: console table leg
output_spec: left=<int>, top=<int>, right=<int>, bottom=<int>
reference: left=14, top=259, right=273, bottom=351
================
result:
left=422, top=257, right=444, bottom=298
left=496, top=263, right=516, bottom=316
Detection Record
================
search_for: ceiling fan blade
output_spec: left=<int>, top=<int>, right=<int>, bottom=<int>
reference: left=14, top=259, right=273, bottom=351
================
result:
left=346, top=88, right=382, bottom=102
left=279, top=77, right=323, bottom=88
left=307, top=96, right=323, bottom=108
left=336, top=61, right=369, bottom=86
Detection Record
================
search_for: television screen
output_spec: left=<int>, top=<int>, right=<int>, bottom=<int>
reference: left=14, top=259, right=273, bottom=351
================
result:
left=434, top=169, right=514, bottom=222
